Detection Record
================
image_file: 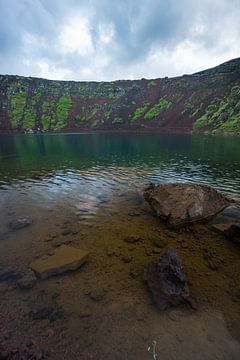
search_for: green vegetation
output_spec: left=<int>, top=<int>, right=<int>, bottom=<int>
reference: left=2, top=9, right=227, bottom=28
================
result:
left=148, top=81, right=157, bottom=88
left=218, top=113, right=240, bottom=131
left=9, top=92, right=27, bottom=127
left=144, top=98, right=171, bottom=120
left=112, top=117, right=123, bottom=124
left=55, top=94, right=72, bottom=130
left=193, top=86, right=240, bottom=132
left=23, top=108, right=35, bottom=129
left=131, top=103, right=149, bottom=121
left=42, top=115, right=52, bottom=130
left=75, top=114, right=85, bottom=123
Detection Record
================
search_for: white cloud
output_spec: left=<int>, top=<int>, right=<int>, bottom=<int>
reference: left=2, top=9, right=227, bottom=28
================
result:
left=59, top=14, right=93, bottom=56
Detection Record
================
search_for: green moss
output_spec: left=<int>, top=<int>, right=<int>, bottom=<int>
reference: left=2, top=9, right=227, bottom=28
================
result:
left=9, top=92, right=27, bottom=127
left=55, top=94, right=72, bottom=130
left=75, top=114, right=85, bottom=123
left=112, top=117, right=123, bottom=124
left=144, top=98, right=171, bottom=120
left=23, top=108, right=35, bottom=129
left=148, top=80, right=157, bottom=88
left=131, top=103, right=149, bottom=121
left=218, top=113, right=240, bottom=131
left=193, top=100, right=228, bottom=129
left=42, top=115, right=52, bottom=130
left=91, top=119, right=99, bottom=128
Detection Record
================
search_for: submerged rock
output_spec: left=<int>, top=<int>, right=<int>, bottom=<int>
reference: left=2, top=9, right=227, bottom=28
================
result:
left=144, top=183, right=233, bottom=227
left=9, top=217, right=33, bottom=230
left=211, top=223, right=240, bottom=244
left=144, top=248, right=189, bottom=310
left=17, top=268, right=37, bottom=289
left=30, top=245, right=89, bottom=279
left=90, top=288, right=105, bottom=301
left=29, top=290, right=64, bottom=322
left=0, top=262, right=22, bottom=282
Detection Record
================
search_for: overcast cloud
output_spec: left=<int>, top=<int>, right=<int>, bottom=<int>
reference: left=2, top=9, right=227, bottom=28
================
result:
left=0, top=0, right=239, bottom=81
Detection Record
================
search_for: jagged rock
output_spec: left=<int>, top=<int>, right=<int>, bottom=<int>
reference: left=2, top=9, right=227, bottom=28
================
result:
left=211, top=223, right=240, bottom=244
left=17, top=268, right=37, bottom=289
left=30, top=245, right=89, bottom=279
left=144, top=248, right=189, bottom=310
left=9, top=217, right=33, bottom=230
left=144, top=183, right=233, bottom=227
left=29, top=290, right=64, bottom=322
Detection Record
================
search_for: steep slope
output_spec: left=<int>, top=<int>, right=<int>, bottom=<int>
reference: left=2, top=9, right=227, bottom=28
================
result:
left=0, top=58, right=239, bottom=134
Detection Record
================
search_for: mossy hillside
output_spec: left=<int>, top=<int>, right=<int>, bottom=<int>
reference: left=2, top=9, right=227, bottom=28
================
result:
left=144, top=98, right=172, bottom=120
left=55, top=94, right=72, bottom=130
left=193, top=85, right=240, bottom=132
left=131, top=103, right=150, bottom=121
left=9, top=92, right=27, bottom=127
left=1, top=57, right=240, bottom=134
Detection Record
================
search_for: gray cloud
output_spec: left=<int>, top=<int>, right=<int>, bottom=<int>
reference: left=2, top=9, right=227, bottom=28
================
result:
left=0, top=0, right=239, bottom=80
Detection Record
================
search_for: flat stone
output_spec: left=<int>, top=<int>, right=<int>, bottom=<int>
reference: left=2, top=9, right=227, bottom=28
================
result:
left=30, top=245, right=89, bottom=279
left=9, top=217, right=33, bottom=230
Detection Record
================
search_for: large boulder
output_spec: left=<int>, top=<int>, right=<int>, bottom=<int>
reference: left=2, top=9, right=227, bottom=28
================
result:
left=144, top=183, right=233, bottom=227
left=144, top=248, right=189, bottom=310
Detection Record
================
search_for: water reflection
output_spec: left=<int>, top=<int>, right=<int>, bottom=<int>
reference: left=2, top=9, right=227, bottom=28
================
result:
left=0, top=133, right=240, bottom=201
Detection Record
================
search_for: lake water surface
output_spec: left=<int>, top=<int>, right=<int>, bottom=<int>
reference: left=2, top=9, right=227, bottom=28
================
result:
left=1, top=132, right=240, bottom=209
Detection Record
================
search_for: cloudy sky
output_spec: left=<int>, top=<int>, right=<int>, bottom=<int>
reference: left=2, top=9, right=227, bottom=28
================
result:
left=0, top=0, right=239, bottom=81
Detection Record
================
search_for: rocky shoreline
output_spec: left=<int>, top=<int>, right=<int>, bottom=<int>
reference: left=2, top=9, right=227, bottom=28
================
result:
left=0, top=184, right=240, bottom=359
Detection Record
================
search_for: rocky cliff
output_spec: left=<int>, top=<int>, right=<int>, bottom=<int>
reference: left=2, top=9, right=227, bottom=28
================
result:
left=0, top=58, right=239, bottom=134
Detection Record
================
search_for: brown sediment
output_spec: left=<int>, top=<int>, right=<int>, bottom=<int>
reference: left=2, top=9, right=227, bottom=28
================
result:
left=0, top=191, right=240, bottom=359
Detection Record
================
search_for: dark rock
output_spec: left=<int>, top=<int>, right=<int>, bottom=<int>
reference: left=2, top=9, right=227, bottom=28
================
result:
left=121, top=255, right=132, bottom=263
left=128, top=211, right=140, bottom=217
left=123, top=236, right=141, bottom=244
left=0, top=351, right=10, bottom=360
left=144, top=183, right=233, bottom=227
left=0, top=263, right=22, bottom=282
left=9, top=217, right=33, bottom=230
left=203, top=249, right=219, bottom=271
left=17, top=269, right=37, bottom=289
left=152, top=248, right=162, bottom=254
left=129, top=269, right=140, bottom=278
left=106, top=247, right=115, bottom=256
left=79, top=306, right=92, bottom=318
left=62, top=228, right=73, bottom=236
left=31, top=306, right=54, bottom=320
left=144, top=248, right=189, bottom=310
left=29, top=290, right=64, bottom=321
left=211, top=223, right=240, bottom=244
left=153, top=239, right=166, bottom=248
left=90, top=288, right=105, bottom=301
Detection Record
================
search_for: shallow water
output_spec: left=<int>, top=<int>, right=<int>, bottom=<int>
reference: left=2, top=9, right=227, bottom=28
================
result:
left=0, top=132, right=240, bottom=359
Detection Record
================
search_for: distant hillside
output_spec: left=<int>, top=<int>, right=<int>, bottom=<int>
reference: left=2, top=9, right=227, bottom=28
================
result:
left=0, top=58, right=239, bottom=134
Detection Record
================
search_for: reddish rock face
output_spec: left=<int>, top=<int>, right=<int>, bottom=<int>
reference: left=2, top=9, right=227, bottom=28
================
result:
left=0, top=58, right=239, bottom=134
left=144, top=183, right=233, bottom=227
